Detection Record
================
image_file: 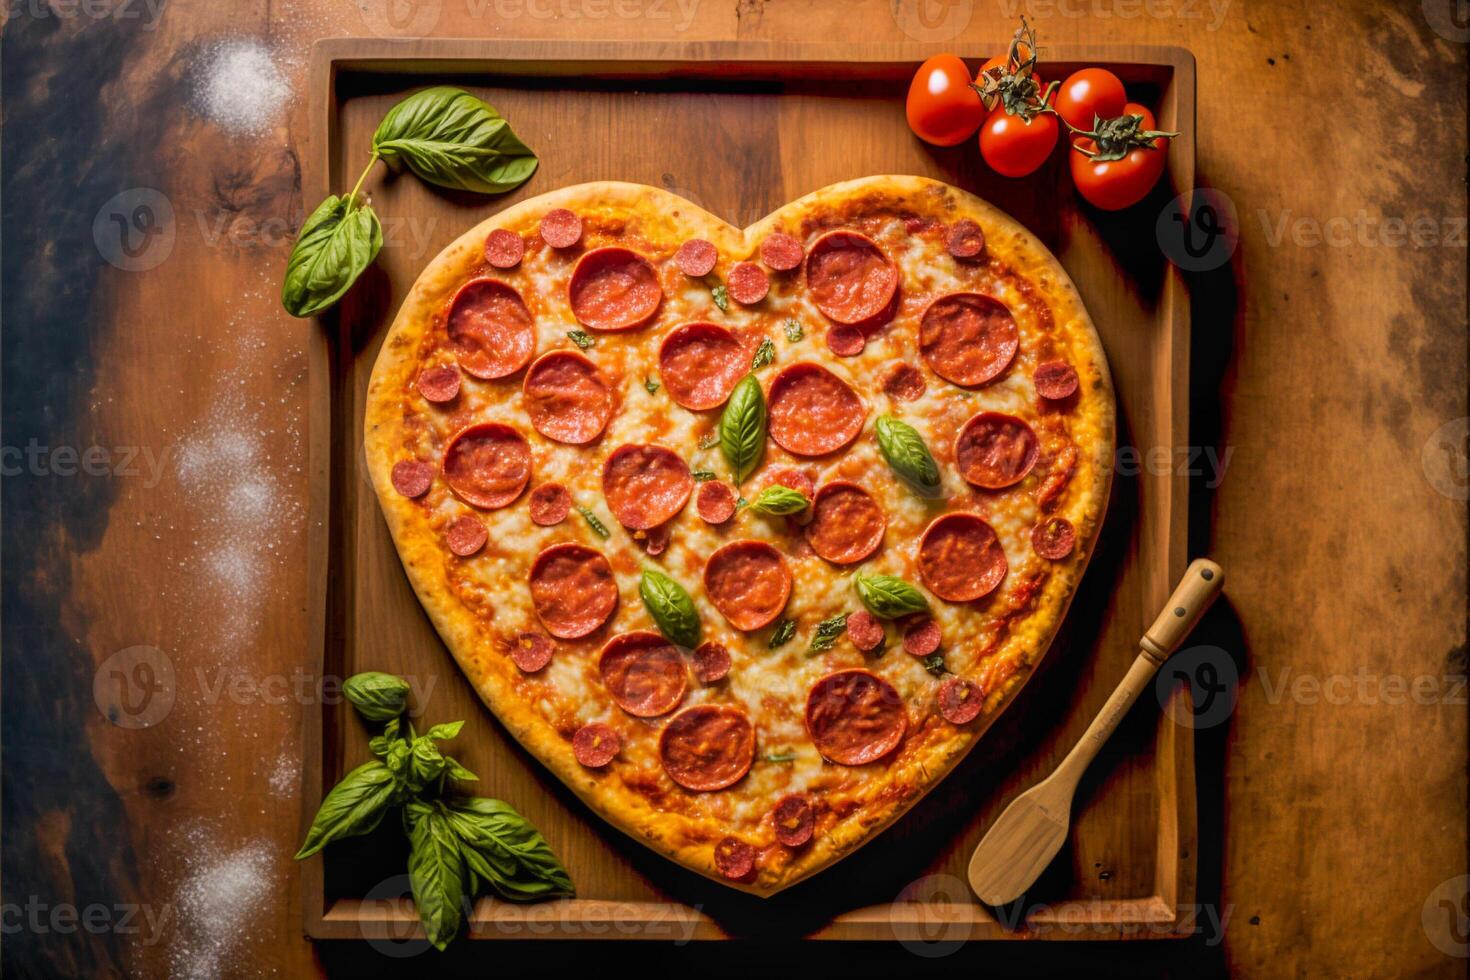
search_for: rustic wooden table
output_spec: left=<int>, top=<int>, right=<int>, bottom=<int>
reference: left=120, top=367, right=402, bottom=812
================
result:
left=3, top=1, right=1464, bottom=976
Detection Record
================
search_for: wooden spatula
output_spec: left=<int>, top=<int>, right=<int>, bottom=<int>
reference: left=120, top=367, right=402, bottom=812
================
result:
left=967, top=558, right=1225, bottom=907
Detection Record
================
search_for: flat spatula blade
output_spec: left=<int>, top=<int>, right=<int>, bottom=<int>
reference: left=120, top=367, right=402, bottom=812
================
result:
left=966, top=789, right=1071, bottom=906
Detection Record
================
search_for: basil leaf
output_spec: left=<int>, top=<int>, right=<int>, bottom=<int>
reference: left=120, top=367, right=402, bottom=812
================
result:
left=407, top=802, right=465, bottom=951
left=409, top=736, right=447, bottom=791
left=747, top=485, right=809, bottom=516
left=875, top=414, right=942, bottom=497
left=854, top=574, right=930, bottom=619
left=372, top=86, right=538, bottom=195
left=782, top=318, right=804, bottom=342
left=639, top=568, right=701, bottom=649
left=644, top=376, right=660, bottom=395
left=281, top=194, right=382, bottom=318
left=763, top=751, right=797, bottom=763
left=750, top=337, right=776, bottom=371
left=719, top=374, right=766, bottom=485
left=567, top=329, right=594, bottom=350
left=768, top=618, right=796, bottom=648
left=444, top=798, right=574, bottom=902
left=691, top=469, right=717, bottom=482
left=923, top=653, right=948, bottom=676
left=807, top=614, right=847, bottom=654
left=426, top=720, right=464, bottom=741
left=444, top=755, right=479, bottom=782
left=294, top=761, right=398, bottom=859
left=343, top=671, right=411, bottom=722
left=711, top=283, right=729, bottom=312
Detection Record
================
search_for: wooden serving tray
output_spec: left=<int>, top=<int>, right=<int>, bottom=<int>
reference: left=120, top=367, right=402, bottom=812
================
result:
left=303, top=38, right=1196, bottom=943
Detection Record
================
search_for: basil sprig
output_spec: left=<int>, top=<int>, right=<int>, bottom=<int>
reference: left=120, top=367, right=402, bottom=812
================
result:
left=343, top=671, right=411, bottom=721
left=372, top=86, right=538, bottom=194
left=746, top=485, right=809, bottom=516
left=296, top=672, right=573, bottom=950
left=281, top=195, right=382, bottom=317
left=639, top=568, right=701, bottom=648
left=807, top=614, right=848, bottom=654
left=282, top=87, right=537, bottom=318
left=720, top=374, right=766, bottom=484
left=854, top=574, right=930, bottom=619
left=875, top=414, right=942, bottom=497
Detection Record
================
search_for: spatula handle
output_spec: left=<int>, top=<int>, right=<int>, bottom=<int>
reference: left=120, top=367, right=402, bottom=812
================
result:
left=1139, top=558, right=1225, bottom=665
left=1051, top=558, right=1224, bottom=791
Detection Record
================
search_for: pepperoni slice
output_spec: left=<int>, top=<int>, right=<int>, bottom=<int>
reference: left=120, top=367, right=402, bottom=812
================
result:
left=692, top=641, right=732, bottom=683
left=767, top=362, right=866, bottom=457
left=946, top=219, right=986, bottom=259
left=568, top=246, right=662, bottom=332
left=445, top=515, right=487, bottom=556
left=954, top=411, right=1040, bottom=489
left=390, top=460, right=433, bottom=499
left=765, top=467, right=815, bottom=500
left=704, top=540, right=791, bottom=631
left=826, top=324, right=866, bottom=357
left=696, top=480, right=737, bottom=525
left=658, top=704, right=755, bottom=791
left=674, top=238, right=718, bottom=277
left=528, top=483, right=571, bottom=526
left=1032, top=516, right=1076, bottom=560
left=417, top=364, right=461, bottom=404
left=484, top=228, right=524, bottom=269
left=937, top=677, right=984, bottom=724
left=572, top=722, right=621, bottom=768
left=601, top=444, right=694, bottom=530
left=772, top=794, right=814, bottom=847
left=657, top=322, right=747, bottom=410
left=882, top=362, right=926, bottom=402
left=528, top=543, right=619, bottom=639
left=727, top=261, right=769, bottom=305
left=441, top=423, right=531, bottom=510
left=902, top=617, right=942, bottom=657
left=1034, top=360, right=1080, bottom=401
left=446, top=278, right=536, bottom=380
left=760, top=233, right=804, bottom=271
left=522, top=350, right=614, bottom=445
left=804, top=231, right=899, bottom=326
left=845, top=610, right=886, bottom=653
left=803, top=481, right=886, bottom=565
left=919, top=293, right=1019, bottom=388
left=539, top=208, right=583, bottom=249
left=510, top=631, right=554, bottom=673
left=805, top=669, right=907, bottom=766
left=713, top=837, right=756, bottom=880
left=918, top=512, right=1008, bottom=602
left=598, top=631, right=688, bottom=718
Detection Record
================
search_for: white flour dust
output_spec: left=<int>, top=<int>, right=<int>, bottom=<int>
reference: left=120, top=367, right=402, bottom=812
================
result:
left=191, top=39, right=291, bottom=138
left=168, top=827, right=275, bottom=980
left=266, top=752, right=300, bottom=799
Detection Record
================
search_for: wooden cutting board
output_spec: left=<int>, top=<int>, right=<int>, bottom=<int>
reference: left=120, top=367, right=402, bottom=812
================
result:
left=302, top=37, right=1196, bottom=943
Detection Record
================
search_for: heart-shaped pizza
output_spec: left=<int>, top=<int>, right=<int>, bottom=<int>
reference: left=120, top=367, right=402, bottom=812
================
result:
left=365, top=175, right=1113, bottom=895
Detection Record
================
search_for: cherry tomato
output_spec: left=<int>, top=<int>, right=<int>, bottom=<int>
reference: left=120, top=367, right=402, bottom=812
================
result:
left=980, top=109, right=1059, bottom=178
left=1054, top=68, right=1127, bottom=133
left=906, top=54, right=985, bottom=146
left=1069, top=103, right=1168, bottom=211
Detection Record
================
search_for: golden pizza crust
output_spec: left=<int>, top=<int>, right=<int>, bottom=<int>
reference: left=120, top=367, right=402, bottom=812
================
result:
left=364, top=176, right=1113, bottom=896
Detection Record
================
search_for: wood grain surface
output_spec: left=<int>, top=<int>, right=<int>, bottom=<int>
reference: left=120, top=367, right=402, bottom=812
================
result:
left=1, top=1, right=1464, bottom=977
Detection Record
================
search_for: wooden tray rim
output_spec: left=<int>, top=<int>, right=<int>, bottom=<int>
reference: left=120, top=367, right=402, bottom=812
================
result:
left=302, top=37, right=1197, bottom=943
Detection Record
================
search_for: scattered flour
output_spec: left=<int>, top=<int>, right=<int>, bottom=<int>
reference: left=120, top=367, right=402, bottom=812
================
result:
left=267, top=752, right=300, bottom=799
left=191, top=39, right=291, bottom=138
left=168, top=827, right=275, bottom=980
